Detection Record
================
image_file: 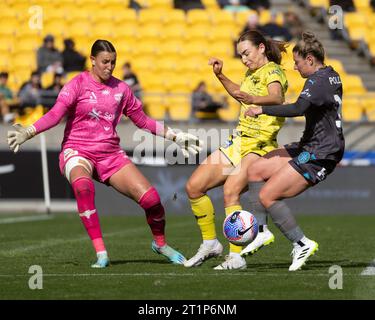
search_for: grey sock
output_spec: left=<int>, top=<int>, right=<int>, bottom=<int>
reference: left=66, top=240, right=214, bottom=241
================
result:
left=267, top=201, right=304, bottom=243
left=249, top=181, right=268, bottom=226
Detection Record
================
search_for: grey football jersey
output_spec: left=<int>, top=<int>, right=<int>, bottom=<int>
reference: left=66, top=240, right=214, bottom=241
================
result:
left=297, top=66, right=345, bottom=162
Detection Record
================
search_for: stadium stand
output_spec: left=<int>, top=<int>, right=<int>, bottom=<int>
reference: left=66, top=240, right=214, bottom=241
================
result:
left=1, top=0, right=374, bottom=124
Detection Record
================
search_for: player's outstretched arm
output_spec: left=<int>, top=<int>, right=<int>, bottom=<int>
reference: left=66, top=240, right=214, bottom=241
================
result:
left=165, top=127, right=204, bottom=159
left=7, top=124, right=36, bottom=153
left=208, top=58, right=241, bottom=101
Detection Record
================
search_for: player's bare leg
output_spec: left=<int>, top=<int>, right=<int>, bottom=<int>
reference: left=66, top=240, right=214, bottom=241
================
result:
left=109, top=163, right=185, bottom=264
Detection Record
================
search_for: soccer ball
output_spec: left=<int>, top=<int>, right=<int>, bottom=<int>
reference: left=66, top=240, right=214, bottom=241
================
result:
left=223, top=210, right=258, bottom=246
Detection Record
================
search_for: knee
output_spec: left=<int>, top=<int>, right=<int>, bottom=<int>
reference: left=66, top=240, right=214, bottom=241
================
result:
left=258, top=187, right=272, bottom=209
left=223, top=182, right=241, bottom=203
left=72, top=177, right=95, bottom=198
left=139, top=187, right=161, bottom=210
left=247, top=161, right=264, bottom=182
left=185, top=177, right=204, bottom=199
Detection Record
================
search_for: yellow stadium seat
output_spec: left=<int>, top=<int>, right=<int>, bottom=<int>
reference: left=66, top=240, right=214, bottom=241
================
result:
left=141, top=75, right=165, bottom=92
left=165, top=76, right=190, bottom=93
left=167, top=95, right=191, bottom=121
left=0, top=21, right=17, bottom=37
left=342, top=96, right=364, bottom=121
left=218, top=99, right=240, bottom=122
left=186, top=25, right=211, bottom=41
left=112, top=25, right=138, bottom=40
left=147, top=0, right=173, bottom=10
left=361, top=97, right=375, bottom=121
left=142, top=94, right=167, bottom=120
left=92, top=22, right=115, bottom=38
left=15, top=105, right=45, bottom=127
left=164, top=9, right=186, bottom=25
left=161, top=24, right=186, bottom=41
left=42, top=20, right=67, bottom=38
left=207, top=43, right=233, bottom=58
left=344, top=13, right=367, bottom=29
left=187, top=9, right=211, bottom=25
left=91, top=9, right=114, bottom=23
left=325, top=59, right=345, bottom=74
left=0, top=38, right=15, bottom=53
left=184, top=40, right=208, bottom=57
left=67, top=21, right=92, bottom=37
left=136, top=25, right=163, bottom=40
left=348, top=26, right=367, bottom=41
left=66, top=71, right=81, bottom=82
left=209, top=10, right=235, bottom=26
left=138, top=9, right=166, bottom=25
left=342, top=74, right=366, bottom=95
left=132, top=41, right=160, bottom=56
left=353, top=0, right=371, bottom=12
left=41, top=72, right=55, bottom=88
left=309, top=0, right=329, bottom=8
left=285, top=70, right=305, bottom=95
left=207, top=25, right=237, bottom=42
left=158, top=40, right=184, bottom=56
left=65, top=8, right=90, bottom=21
left=201, top=0, right=220, bottom=10
left=113, top=9, right=138, bottom=24
left=234, top=10, right=258, bottom=28
left=12, top=52, right=37, bottom=70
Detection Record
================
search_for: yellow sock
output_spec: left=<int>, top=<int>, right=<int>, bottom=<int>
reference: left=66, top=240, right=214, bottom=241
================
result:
left=190, top=195, right=216, bottom=240
left=225, top=205, right=243, bottom=254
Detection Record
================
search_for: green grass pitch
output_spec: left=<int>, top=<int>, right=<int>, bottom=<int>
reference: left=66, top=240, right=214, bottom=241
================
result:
left=0, top=213, right=375, bottom=299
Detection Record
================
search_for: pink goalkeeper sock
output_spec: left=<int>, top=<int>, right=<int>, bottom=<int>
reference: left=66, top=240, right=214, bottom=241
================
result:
left=71, top=177, right=106, bottom=253
left=139, top=187, right=166, bottom=247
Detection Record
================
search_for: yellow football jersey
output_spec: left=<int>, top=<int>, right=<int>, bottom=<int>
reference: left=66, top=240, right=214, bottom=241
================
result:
left=236, top=61, right=288, bottom=142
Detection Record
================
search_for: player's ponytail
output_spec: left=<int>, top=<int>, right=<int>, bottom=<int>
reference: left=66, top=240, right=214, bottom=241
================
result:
left=237, top=30, right=287, bottom=65
left=91, top=39, right=116, bottom=57
left=293, top=31, right=325, bottom=63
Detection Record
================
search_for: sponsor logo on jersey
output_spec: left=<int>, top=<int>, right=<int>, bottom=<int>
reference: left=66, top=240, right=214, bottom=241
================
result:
left=114, top=93, right=123, bottom=102
left=89, top=91, right=97, bottom=103
left=88, top=108, right=101, bottom=121
left=316, top=167, right=327, bottom=181
left=297, top=151, right=311, bottom=164
left=301, top=88, right=312, bottom=98
left=63, top=148, right=78, bottom=161
left=102, top=89, right=110, bottom=95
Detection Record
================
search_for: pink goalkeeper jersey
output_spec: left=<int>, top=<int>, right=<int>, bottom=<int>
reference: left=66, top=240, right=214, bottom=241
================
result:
left=33, top=71, right=163, bottom=154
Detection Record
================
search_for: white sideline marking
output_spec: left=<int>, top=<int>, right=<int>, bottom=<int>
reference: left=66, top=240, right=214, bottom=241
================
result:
left=0, top=273, right=333, bottom=278
left=361, top=259, right=375, bottom=276
left=0, top=215, right=53, bottom=224
left=0, top=222, right=187, bottom=257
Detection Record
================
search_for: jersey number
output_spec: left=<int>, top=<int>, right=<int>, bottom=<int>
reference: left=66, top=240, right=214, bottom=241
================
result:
left=334, top=94, right=342, bottom=128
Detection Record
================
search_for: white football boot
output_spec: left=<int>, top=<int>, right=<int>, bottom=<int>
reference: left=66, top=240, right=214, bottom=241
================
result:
left=184, top=240, right=223, bottom=267
left=289, top=238, right=319, bottom=271
left=240, top=227, right=275, bottom=256
left=214, top=253, right=247, bottom=270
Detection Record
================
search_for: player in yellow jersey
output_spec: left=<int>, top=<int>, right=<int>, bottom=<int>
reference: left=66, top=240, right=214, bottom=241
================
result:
left=184, top=30, right=288, bottom=270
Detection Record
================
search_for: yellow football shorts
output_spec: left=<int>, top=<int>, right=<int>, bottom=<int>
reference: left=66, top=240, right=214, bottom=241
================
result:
left=219, top=134, right=278, bottom=167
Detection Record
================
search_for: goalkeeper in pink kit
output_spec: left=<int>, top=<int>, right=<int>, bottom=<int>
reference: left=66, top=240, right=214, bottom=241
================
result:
left=7, top=40, right=202, bottom=268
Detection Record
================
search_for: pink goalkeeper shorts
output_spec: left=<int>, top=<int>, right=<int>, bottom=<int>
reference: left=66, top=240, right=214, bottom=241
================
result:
left=59, top=146, right=132, bottom=184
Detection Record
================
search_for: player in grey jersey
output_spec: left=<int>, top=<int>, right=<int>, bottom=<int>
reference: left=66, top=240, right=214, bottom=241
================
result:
left=241, top=32, right=345, bottom=271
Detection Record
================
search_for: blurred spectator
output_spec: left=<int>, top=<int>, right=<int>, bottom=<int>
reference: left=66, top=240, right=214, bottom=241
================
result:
left=283, top=11, right=303, bottom=40
left=261, top=11, right=293, bottom=41
left=37, top=34, right=63, bottom=74
left=0, top=72, right=18, bottom=123
left=191, top=81, right=225, bottom=120
left=220, top=0, right=249, bottom=12
left=174, top=0, right=204, bottom=11
left=62, top=39, right=86, bottom=72
left=218, top=0, right=270, bottom=10
left=129, top=0, right=143, bottom=11
left=122, top=62, right=142, bottom=101
left=41, top=71, right=65, bottom=109
left=329, top=0, right=355, bottom=12
left=18, top=71, right=42, bottom=108
left=371, top=0, right=375, bottom=10
left=240, top=13, right=265, bottom=35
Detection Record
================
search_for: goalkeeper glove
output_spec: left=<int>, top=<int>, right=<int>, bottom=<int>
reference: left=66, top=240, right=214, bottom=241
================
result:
left=7, top=124, right=36, bottom=153
left=165, top=127, right=203, bottom=158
